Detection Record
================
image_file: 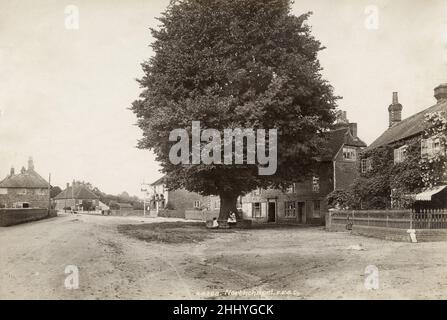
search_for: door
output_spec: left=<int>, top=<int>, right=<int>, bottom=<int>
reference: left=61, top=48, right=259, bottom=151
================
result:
left=268, top=202, right=276, bottom=222
left=297, top=202, right=305, bottom=223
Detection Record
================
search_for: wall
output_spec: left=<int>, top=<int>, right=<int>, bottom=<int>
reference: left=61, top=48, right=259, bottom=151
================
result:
left=110, top=209, right=144, bottom=216
left=333, top=147, right=361, bottom=190
left=0, top=208, right=57, bottom=227
left=167, top=189, right=210, bottom=212
left=0, top=188, right=49, bottom=208
left=327, top=209, right=447, bottom=242
left=157, top=209, right=185, bottom=218
left=185, top=209, right=219, bottom=221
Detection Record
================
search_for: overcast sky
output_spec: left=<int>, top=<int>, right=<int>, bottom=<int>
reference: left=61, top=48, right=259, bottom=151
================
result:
left=0, top=0, right=446, bottom=196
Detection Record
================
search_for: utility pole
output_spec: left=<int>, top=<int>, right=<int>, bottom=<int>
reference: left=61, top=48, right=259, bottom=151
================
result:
left=141, top=181, right=151, bottom=217
left=48, top=173, right=51, bottom=216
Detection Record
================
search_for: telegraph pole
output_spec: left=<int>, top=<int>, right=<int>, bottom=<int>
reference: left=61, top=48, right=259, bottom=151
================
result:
left=48, top=173, right=51, bottom=216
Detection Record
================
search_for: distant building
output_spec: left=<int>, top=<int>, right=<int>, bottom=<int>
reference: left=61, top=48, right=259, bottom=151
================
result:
left=0, top=157, right=49, bottom=208
left=241, top=114, right=367, bottom=225
left=54, top=181, right=99, bottom=211
left=147, top=176, right=218, bottom=217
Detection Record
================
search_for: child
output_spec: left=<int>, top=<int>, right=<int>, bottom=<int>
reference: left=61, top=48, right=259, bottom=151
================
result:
left=211, top=217, right=219, bottom=229
left=227, top=211, right=237, bottom=228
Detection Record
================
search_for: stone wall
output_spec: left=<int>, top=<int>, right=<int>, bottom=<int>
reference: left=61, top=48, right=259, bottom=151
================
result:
left=185, top=209, right=219, bottom=221
left=157, top=209, right=185, bottom=219
left=0, top=208, right=57, bottom=227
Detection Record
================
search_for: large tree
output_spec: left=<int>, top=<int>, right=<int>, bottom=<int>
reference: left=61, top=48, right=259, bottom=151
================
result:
left=132, top=0, right=337, bottom=219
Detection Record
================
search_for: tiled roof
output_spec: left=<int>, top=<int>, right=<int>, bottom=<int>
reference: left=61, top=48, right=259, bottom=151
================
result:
left=0, top=170, right=48, bottom=189
left=322, top=127, right=367, bottom=160
left=54, top=185, right=99, bottom=200
left=367, top=100, right=447, bottom=150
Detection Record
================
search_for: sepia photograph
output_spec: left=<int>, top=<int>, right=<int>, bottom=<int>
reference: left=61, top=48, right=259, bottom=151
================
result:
left=1, top=0, right=447, bottom=307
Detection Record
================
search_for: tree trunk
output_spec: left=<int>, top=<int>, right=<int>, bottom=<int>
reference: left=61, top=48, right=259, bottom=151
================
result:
left=218, top=193, right=238, bottom=221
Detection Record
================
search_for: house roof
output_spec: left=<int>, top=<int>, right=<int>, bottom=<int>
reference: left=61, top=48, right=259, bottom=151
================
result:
left=322, top=127, right=367, bottom=160
left=0, top=170, right=49, bottom=189
left=54, top=185, right=99, bottom=200
left=366, top=100, right=447, bottom=151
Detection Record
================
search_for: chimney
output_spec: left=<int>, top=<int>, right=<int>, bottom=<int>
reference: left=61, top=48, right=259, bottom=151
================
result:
left=434, top=83, right=447, bottom=102
left=388, top=92, right=403, bottom=127
left=10, top=167, right=15, bottom=176
left=348, top=123, right=358, bottom=138
left=27, top=156, right=35, bottom=171
left=335, top=110, right=349, bottom=124
left=66, top=182, right=69, bottom=190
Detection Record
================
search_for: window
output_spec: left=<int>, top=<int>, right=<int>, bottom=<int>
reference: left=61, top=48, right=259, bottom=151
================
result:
left=214, top=199, right=220, bottom=209
left=252, top=202, right=261, bottom=218
left=286, top=184, right=295, bottom=194
left=343, top=147, right=357, bottom=161
left=421, top=138, right=443, bottom=158
left=0, top=188, right=7, bottom=195
left=361, top=158, right=373, bottom=173
left=17, top=189, right=27, bottom=195
left=313, top=200, right=321, bottom=218
left=312, top=176, right=320, bottom=193
left=252, top=188, right=262, bottom=196
left=285, top=201, right=296, bottom=217
left=394, top=145, right=407, bottom=163
left=193, top=200, right=201, bottom=208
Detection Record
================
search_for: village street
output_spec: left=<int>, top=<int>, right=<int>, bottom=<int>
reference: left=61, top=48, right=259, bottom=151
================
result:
left=2, top=214, right=447, bottom=300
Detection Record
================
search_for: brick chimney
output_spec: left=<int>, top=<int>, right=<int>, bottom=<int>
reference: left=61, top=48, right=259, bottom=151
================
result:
left=335, top=110, right=349, bottom=124
left=10, top=167, right=15, bottom=176
left=348, top=123, right=358, bottom=137
left=388, top=92, right=403, bottom=127
left=434, top=83, right=447, bottom=102
left=27, top=156, right=35, bottom=172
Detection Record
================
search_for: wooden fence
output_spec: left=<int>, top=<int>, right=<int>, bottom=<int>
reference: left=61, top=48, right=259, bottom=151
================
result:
left=330, top=208, right=447, bottom=230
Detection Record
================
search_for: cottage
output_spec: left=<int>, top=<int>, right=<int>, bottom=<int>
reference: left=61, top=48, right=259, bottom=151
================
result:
left=146, top=176, right=219, bottom=217
left=54, top=181, right=100, bottom=211
left=0, top=158, right=49, bottom=208
left=241, top=114, right=367, bottom=225
left=363, top=83, right=447, bottom=209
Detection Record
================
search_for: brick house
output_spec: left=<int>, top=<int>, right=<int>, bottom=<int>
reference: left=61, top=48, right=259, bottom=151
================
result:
left=54, top=181, right=100, bottom=211
left=362, top=83, right=447, bottom=208
left=147, top=176, right=220, bottom=217
left=241, top=114, right=367, bottom=225
left=0, top=157, right=50, bottom=208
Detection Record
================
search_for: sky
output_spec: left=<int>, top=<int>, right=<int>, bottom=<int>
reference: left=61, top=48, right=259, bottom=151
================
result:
left=0, top=0, right=446, bottom=196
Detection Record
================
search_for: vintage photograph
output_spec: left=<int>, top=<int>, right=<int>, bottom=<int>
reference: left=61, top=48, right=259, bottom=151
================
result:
left=1, top=0, right=447, bottom=302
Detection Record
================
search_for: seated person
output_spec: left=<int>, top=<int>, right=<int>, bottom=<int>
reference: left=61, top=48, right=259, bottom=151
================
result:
left=227, top=212, right=237, bottom=228
left=211, top=217, right=219, bottom=229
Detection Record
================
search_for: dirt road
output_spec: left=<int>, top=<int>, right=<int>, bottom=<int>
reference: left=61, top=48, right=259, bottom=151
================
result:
left=1, top=213, right=447, bottom=299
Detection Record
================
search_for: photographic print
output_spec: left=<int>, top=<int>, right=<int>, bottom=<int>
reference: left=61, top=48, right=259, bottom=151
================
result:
left=1, top=0, right=447, bottom=307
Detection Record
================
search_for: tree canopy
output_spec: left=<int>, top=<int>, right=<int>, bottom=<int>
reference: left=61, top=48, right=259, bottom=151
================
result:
left=132, top=0, right=338, bottom=218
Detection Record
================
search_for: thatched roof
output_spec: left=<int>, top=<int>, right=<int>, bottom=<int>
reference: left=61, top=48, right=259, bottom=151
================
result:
left=0, top=169, right=48, bottom=189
